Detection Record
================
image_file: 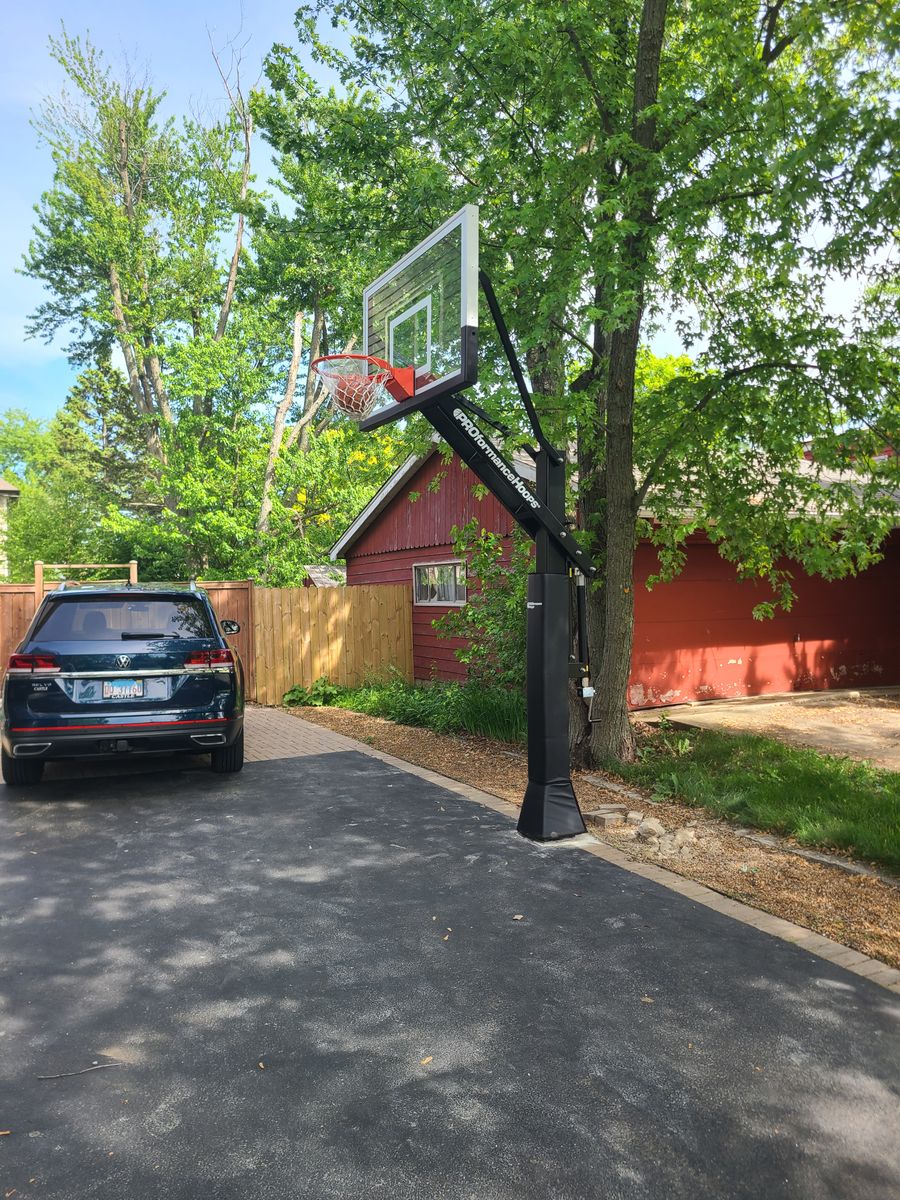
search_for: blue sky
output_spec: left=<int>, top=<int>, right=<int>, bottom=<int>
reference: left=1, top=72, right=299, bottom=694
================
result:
left=0, top=1, right=321, bottom=422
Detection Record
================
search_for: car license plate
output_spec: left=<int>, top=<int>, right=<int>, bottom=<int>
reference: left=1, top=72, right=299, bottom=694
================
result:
left=102, top=678, right=144, bottom=700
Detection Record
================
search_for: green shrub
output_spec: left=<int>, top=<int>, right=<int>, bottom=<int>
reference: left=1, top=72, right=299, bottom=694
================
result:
left=282, top=667, right=526, bottom=743
left=282, top=676, right=345, bottom=707
left=335, top=677, right=526, bottom=743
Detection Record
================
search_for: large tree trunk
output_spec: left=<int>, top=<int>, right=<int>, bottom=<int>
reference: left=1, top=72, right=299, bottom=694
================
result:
left=590, top=321, right=640, bottom=763
left=215, top=117, right=252, bottom=342
left=109, top=266, right=167, bottom=465
left=580, top=0, right=668, bottom=764
left=293, top=308, right=327, bottom=454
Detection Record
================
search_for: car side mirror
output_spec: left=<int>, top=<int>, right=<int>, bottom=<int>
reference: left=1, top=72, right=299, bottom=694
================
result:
left=221, top=620, right=241, bottom=635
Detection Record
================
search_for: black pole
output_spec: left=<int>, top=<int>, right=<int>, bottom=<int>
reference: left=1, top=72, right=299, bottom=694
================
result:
left=517, top=450, right=586, bottom=841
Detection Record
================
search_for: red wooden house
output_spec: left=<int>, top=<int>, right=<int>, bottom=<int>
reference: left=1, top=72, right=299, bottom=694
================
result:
left=330, top=444, right=900, bottom=706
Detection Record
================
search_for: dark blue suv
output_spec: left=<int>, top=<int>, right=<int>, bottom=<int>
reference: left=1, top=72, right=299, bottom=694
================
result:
left=1, top=583, right=244, bottom=786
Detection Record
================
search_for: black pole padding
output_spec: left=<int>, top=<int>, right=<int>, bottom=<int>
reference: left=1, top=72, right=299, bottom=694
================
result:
left=422, top=399, right=589, bottom=841
left=517, top=572, right=587, bottom=841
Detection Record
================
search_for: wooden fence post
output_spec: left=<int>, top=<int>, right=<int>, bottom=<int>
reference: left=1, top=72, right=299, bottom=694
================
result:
left=245, top=581, right=257, bottom=703
left=33, top=561, right=43, bottom=611
left=129, top=559, right=138, bottom=584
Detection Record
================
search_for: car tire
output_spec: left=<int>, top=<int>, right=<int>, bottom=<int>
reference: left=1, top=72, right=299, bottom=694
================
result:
left=211, top=728, right=244, bottom=774
left=1, top=749, right=45, bottom=787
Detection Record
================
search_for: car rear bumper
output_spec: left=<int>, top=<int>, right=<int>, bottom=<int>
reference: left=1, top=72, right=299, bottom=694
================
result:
left=2, top=715, right=243, bottom=761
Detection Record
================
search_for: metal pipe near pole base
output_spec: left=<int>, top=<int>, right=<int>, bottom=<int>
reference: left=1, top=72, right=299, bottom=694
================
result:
left=517, top=572, right=587, bottom=841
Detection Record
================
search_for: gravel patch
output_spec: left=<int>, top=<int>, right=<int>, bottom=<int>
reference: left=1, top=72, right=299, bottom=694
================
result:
left=289, top=704, right=900, bottom=970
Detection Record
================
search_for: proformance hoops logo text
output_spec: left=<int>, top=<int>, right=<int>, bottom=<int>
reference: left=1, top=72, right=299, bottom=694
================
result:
left=452, top=408, right=540, bottom=510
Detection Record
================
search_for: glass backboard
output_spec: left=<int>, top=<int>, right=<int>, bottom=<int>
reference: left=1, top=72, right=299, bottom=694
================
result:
left=359, top=205, right=478, bottom=429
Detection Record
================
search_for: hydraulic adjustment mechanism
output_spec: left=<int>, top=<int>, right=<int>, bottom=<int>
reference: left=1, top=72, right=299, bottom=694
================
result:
left=571, top=569, right=594, bottom=705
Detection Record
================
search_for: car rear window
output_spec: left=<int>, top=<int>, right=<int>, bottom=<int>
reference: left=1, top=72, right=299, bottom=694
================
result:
left=30, top=596, right=214, bottom=641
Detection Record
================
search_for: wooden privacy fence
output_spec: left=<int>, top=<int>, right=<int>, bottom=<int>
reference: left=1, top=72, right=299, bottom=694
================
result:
left=199, top=581, right=255, bottom=699
left=0, top=576, right=411, bottom=703
left=0, top=585, right=40, bottom=680
left=253, top=584, right=413, bottom=705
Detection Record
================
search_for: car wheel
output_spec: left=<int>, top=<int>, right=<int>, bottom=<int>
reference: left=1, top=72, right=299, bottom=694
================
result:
left=1, top=749, right=45, bottom=787
left=211, top=729, right=244, bottom=774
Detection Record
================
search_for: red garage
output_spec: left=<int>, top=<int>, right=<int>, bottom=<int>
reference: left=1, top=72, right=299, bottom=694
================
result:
left=330, top=444, right=900, bottom=706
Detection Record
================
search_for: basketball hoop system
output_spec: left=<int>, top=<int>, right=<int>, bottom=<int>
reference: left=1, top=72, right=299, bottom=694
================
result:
left=326, top=205, right=599, bottom=842
left=310, top=354, right=415, bottom=421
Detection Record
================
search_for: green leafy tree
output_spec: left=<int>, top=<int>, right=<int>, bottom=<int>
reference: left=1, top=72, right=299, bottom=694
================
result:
left=288, top=0, right=900, bottom=763
left=23, top=29, right=262, bottom=494
left=1, top=364, right=147, bottom=579
left=0, top=411, right=51, bottom=482
left=20, top=30, right=411, bottom=583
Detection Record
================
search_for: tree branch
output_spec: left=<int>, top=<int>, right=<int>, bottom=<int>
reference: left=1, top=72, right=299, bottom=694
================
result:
left=257, top=311, right=304, bottom=534
left=210, top=35, right=253, bottom=343
left=760, top=0, right=795, bottom=64
left=563, top=27, right=614, bottom=137
left=285, top=327, right=358, bottom=451
left=634, top=360, right=822, bottom=509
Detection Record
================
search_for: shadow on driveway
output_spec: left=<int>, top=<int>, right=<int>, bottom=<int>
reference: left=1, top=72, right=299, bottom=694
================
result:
left=2, top=752, right=899, bottom=1199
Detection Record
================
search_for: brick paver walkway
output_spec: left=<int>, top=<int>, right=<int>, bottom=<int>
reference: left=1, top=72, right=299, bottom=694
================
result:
left=244, top=703, right=362, bottom=761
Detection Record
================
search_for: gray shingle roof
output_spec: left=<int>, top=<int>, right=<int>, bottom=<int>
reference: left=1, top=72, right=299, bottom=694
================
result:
left=303, top=564, right=346, bottom=587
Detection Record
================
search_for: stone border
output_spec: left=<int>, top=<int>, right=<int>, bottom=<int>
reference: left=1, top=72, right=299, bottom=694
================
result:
left=349, top=736, right=900, bottom=996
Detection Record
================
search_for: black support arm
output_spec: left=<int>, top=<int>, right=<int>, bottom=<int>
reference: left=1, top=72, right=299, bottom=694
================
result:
left=425, top=397, right=596, bottom=576
left=478, top=271, right=564, bottom=467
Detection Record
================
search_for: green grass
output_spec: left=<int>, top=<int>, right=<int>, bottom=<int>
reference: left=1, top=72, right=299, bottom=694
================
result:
left=285, top=674, right=526, bottom=744
left=616, top=724, right=900, bottom=872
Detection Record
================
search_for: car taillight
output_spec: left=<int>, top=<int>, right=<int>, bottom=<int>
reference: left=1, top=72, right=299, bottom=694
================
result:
left=184, top=649, right=234, bottom=668
left=8, top=653, right=61, bottom=674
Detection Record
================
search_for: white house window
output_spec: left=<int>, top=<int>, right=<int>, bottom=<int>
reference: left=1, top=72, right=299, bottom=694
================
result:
left=413, top=561, right=467, bottom=606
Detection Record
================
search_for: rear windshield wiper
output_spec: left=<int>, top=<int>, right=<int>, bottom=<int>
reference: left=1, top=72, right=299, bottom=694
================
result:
left=120, top=632, right=180, bottom=639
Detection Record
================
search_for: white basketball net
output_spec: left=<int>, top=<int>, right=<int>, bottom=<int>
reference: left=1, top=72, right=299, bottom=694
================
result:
left=312, top=357, right=393, bottom=419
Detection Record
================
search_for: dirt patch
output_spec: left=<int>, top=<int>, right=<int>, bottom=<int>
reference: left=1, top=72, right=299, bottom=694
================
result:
left=290, top=704, right=900, bottom=970
left=651, top=690, right=900, bottom=772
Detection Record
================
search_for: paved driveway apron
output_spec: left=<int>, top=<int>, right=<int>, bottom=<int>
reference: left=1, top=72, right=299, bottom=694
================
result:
left=2, top=709, right=898, bottom=1200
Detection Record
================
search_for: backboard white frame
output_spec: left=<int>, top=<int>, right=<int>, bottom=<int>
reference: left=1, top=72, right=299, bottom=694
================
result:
left=361, top=204, right=479, bottom=427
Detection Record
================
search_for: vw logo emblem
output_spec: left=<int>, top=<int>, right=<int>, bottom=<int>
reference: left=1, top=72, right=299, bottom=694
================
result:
left=115, top=654, right=132, bottom=669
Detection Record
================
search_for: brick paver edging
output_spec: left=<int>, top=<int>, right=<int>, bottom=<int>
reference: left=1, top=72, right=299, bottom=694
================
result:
left=253, top=707, right=900, bottom=995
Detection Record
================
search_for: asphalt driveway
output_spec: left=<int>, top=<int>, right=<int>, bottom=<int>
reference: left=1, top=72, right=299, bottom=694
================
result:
left=1, top=725, right=899, bottom=1199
